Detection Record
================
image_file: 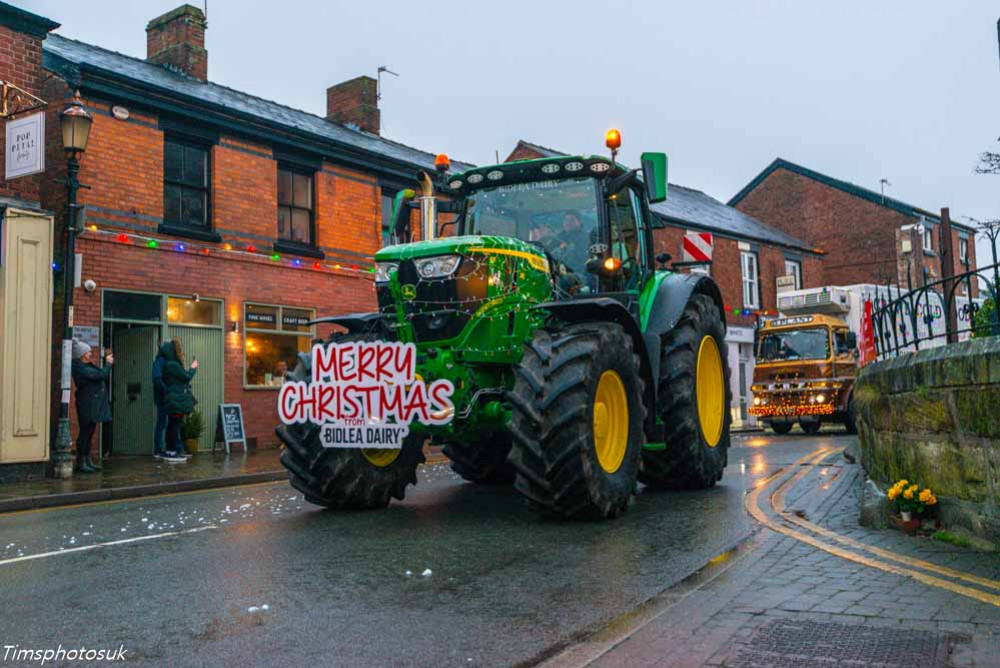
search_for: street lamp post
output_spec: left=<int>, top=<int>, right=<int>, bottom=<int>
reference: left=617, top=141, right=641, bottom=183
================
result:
left=52, top=91, right=92, bottom=479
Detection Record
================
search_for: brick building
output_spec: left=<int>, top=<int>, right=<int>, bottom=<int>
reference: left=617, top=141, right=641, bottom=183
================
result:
left=729, top=158, right=978, bottom=294
left=1, top=2, right=471, bottom=463
left=505, top=142, right=824, bottom=426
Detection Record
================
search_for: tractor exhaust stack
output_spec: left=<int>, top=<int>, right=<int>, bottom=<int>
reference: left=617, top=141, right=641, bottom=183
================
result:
left=417, top=171, right=436, bottom=241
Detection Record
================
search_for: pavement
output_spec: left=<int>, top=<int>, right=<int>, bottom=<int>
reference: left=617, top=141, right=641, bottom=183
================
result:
left=543, top=438, right=1000, bottom=668
left=0, top=446, right=448, bottom=513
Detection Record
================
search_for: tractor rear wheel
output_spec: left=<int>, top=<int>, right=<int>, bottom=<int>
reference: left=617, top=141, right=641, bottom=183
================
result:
left=844, top=396, right=857, bottom=434
left=276, top=332, right=425, bottom=509
left=508, top=323, right=645, bottom=519
left=639, top=294, right=731, bottom=490
left=801, top=421, right=822, bottom=435
left=443, top=437, right=515, bottom=484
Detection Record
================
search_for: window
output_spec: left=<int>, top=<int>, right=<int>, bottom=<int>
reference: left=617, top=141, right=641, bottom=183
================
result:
left=244, top=304, right=315, bottom=388
left=741, top=251, right=759, bottom=309
left=959, top=238, right=969, bottom=265
left=164, top=139, right=209, bottom=228
left=923, top=226, right=933, bottom=252
left=381, top=189, right=396, bottom=246
left=278, top=168, right=314, bottom=245
left=166, top=297, right=221, bottom=326
left=784, top=259, right=802, bottom=290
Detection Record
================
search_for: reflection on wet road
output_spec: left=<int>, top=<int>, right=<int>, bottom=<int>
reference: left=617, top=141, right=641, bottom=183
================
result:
left=0, top=433, right=852, bottom=667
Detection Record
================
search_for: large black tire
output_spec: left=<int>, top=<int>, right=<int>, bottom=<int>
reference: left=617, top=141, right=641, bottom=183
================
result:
left=844, top=396, right=857, bottom=434
left=770, top=422, right=793, bottom=435
left=801, top=421, right=822, bottom=435
left=276, top=332, right=425, bottom=509
left=442, top=437, right=515, bottom=484
left=639, top=293, right=731, bottom=490
left=508, top=323, right=645, bottom=519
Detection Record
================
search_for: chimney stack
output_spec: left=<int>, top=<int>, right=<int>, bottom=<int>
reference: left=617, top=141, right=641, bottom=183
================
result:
left=326, top=76, right=379, bottom=135
left=147, top=5, right=208, bottom=82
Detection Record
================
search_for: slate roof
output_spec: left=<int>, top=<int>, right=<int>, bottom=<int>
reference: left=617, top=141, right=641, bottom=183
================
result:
left=652, top=183, right=818, bottom=253
left=728, top=157, right=973, bottom=232
left=42, top=33, right=474, bottom=176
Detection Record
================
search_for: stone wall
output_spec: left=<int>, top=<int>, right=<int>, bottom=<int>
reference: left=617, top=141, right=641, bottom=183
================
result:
left=855, top=337, right=1000, bottom=540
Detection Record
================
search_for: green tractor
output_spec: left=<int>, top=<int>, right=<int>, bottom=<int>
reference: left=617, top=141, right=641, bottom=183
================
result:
left=276, top=134, right=732, bottom=519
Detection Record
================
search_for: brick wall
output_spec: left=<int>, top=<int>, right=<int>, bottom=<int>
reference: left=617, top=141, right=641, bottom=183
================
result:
left=0, top=23, right=46, bottom=202
left=731, top=167, right=975, bottom=288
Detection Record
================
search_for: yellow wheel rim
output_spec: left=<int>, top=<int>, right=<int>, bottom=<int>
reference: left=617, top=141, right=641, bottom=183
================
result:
left=593, top=370, right=629, bottom=474
left=696, top=335, right=725, bottom=447
left=362, top=448, right=400, bottom=467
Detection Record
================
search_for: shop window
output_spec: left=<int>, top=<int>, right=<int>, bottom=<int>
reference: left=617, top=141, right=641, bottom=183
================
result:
left=278, top=168, right=314, bottom=246
left=164, top=139, right=210, bottom=228
left=166, top=297, right=221, bottom=326
left=923, top=226, right=933, bottom=252
left=244, top=304, right=315, bottom=388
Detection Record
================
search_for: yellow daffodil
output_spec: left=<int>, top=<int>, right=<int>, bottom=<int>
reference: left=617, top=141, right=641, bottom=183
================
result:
left=919, top=489, right=932, bottom=503
left=888, top=487, right=900, bottom=500
left=898, top=479, right=908, bottom=487
left=903, top=488, right=914, bottom=500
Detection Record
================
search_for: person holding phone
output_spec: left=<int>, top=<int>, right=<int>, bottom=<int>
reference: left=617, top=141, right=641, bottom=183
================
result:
left=161, top=338, right=198, bottom=462
left=71, top=340, right=114, bottom=473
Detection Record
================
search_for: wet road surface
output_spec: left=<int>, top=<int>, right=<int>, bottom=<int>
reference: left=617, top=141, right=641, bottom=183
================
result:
left=0, top=432, right=853, bottom=667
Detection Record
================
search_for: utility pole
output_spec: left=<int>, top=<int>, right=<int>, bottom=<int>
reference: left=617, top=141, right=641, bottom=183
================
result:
left=879, top=178, right=891, bottom=205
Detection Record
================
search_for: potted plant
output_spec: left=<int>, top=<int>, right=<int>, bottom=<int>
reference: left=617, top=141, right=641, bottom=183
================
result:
left=181, top=410, right=205, bottom=456
left=887, top=479, right=938, bottom=529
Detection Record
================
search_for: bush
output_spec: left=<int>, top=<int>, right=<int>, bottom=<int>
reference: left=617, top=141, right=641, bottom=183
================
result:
left=181, top=410, right=205, bottom=441
left=971, top=295, right=997, bottom=338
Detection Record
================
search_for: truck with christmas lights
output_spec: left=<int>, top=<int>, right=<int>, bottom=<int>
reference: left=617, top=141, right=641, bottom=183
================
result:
left=276, top=131, right=732, bottom=519
left=748, top=312, right=858, bottom=435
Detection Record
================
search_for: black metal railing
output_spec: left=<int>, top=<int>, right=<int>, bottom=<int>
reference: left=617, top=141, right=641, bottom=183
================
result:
left=872, top=262, right=1000, bottom=359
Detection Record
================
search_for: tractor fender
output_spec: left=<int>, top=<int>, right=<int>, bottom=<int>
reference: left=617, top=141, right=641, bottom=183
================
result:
left=643, top=274, right=727, bottom=389
left=310, top=311, right=382, bottom=334
left=533, top=298, right=657, bottom=435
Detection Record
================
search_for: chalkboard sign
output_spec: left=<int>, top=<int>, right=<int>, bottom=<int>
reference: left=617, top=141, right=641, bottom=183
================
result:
left=214, top=403, right=247, bottom=454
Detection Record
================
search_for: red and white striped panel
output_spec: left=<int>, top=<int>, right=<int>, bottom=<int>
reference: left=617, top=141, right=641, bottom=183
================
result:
left=682, top=232, right=713, bottom=263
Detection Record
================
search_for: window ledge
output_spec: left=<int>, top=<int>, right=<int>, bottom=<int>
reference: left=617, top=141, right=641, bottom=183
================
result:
left=273, top=239, right=325, bottom=260
left=923, top=249, right=937, bottom=257
left=158, top=223, right=222, bottom=244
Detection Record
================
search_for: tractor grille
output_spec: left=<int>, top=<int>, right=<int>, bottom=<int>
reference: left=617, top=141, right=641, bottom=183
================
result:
left=377, top=256, right=489, bottom=343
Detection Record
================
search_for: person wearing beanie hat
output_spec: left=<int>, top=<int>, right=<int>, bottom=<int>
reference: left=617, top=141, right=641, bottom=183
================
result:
left=71, top=341, right=114, bottom=473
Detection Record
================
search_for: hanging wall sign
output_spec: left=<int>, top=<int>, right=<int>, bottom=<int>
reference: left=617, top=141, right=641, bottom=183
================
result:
left=5, top=112, right=45, bottom=180
left=277, top=341, right=455, bottom=449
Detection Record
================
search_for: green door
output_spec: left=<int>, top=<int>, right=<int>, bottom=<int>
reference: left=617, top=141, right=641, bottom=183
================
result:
left=111, top=325, right=160, bottom=455
left=166, top=325, right=224, bottom=452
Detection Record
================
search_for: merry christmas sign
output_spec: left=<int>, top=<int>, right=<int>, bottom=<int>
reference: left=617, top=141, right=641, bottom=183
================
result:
left=278, top=341, right=454, bottom=449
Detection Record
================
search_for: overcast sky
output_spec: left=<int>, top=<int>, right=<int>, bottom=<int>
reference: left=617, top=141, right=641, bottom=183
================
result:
left=23, top=0, right=1000, bottom=261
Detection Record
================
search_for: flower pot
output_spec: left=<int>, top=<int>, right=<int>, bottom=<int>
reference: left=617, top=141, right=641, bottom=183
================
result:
left=900, top=510, right=912, bottom=522
left=184, top=438, right=199, bottom=456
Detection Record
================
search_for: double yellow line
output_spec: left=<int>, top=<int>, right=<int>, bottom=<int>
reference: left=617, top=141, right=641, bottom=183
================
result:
left=747, top=448, right=1000, bottom=607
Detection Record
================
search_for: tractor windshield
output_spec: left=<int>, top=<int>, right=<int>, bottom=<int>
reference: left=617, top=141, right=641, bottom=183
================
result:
left=461, top=178, right=601, bottom=293
left=757, top=328, right=831, bottom=362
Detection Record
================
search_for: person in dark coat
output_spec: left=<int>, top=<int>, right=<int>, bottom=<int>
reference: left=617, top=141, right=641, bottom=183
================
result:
left=71, top=340, right=113, bottom=474
left=161, top=338, right=198, bottom=461
left=152, top=347, right=167, bottom=459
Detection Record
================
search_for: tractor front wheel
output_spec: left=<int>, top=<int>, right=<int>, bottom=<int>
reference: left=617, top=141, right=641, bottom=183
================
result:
left=639, top=293, right=731, bottom=490
left=443, top=437, right=515, bottom=484
left=508, top=323, right=645, bottom=519
left=769, top=422, right=793, bottom=435
left=276, top=332, right=425, bottom=509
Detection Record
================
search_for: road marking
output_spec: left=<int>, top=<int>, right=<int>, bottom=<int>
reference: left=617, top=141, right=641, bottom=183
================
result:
left=0, top=525, right=217, bottom=567
left=775, top=450, right=1000, bottom=594
left=747, top=450, right=1000, bottom=608
left=0, top=481, right=287, bottom=518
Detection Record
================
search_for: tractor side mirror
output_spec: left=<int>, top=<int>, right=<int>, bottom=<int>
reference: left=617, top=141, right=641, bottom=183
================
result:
left=846, top=332, right=858, bottom=349
left=641, top=152, right=668, bottom=204
left=655, top=252, right=671, bottom=268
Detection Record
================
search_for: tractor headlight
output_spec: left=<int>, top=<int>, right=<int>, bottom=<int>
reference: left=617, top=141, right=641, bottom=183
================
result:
left=374, top=262, right=398, bottom=283
left=815, top=393, right=826, bottom=404
left=753, top=396, right=761, bottom=406
left=416, top=255, right=461, bottom=279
